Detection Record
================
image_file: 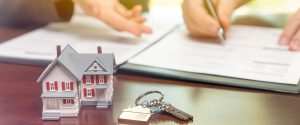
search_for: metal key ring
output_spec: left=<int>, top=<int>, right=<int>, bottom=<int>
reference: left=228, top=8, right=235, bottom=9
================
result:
left=135, top=91, right=164, bottom=107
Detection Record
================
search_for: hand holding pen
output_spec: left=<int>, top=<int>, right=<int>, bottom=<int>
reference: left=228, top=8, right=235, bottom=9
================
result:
left=182, top=0, right=249, bottom=41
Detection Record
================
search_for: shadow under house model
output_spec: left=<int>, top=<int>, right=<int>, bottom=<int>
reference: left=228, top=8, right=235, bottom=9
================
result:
left=37, top=45, right=116, bottom=120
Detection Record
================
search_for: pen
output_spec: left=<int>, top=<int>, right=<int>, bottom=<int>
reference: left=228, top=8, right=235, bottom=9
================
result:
left=204, top=0, right=226, bottom=43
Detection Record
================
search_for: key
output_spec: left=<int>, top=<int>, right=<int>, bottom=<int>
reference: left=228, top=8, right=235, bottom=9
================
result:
left=118, top=105, right=153, bottom=123
left=150, top=99, right=193, bottom=121
left=134, top=90, right=193, bottom=121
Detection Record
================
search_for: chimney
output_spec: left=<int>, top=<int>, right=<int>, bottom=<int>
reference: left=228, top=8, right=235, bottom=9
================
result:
left=56, top=45, right=61, bottom=57
left=97, top=46, right=102, bottom=53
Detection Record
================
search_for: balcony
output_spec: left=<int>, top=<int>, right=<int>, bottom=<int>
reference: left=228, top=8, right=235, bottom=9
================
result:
left=95, top=84, right=107, bottom=89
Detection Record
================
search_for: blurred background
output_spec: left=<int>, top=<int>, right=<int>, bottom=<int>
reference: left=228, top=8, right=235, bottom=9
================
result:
left=119, top=0, right=300, bottom=28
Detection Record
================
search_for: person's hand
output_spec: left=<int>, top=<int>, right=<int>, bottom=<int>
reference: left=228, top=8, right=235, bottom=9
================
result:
left=279, top=9, right=300, bottom=51
left=181, top=0, right=248, bottom=38
left=72, top=0, right=152, bottom=37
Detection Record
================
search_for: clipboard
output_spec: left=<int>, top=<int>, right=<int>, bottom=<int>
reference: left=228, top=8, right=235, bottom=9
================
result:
left=120, top=25, right=300, bottom=94
left=121, top=63, right=300, bottom=93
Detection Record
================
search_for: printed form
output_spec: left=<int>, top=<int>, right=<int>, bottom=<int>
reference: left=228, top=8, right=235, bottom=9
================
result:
left=0, top=14, right=178, bottom=65
left=129, top=25, right=300, bottom=85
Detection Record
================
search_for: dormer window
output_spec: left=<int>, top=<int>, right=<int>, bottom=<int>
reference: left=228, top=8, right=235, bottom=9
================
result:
left=87, top=62, right=105, bottom=72
left=92, top=63, right=99, bottom=71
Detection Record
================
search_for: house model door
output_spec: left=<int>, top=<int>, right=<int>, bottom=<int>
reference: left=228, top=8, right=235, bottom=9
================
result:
left=97, top=89, right=105, bottom=101
left=46, top=98, right=59, bottom=109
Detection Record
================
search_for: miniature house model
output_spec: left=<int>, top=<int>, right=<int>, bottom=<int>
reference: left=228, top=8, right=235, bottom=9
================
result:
left=37, top=45, right=115, bottom=120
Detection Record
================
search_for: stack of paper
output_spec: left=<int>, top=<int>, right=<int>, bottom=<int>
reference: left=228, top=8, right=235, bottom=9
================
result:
left=0, top=14, right=179, bottom=65
left=129, top=25, right=300, bottom=85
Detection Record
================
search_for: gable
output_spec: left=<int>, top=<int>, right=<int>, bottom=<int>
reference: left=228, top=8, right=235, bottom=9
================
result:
left=43, top=64, right=76, bottom=83
left=37, top=59, right=58, bottom=83
left=87, top=61, right=106, bottom=72
left=71, top=54, right=115, bottom=75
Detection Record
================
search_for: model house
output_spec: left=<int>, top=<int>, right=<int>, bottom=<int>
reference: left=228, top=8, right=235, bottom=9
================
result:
left=37, top=45, right=115, bottom=120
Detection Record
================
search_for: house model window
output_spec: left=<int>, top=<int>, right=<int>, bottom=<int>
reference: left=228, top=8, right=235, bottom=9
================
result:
left=87, top=89, right=92, bottom=97
left=99, top=76, right=104, bottom=83
left=86, top=76, right=91, bottom=83
left=50, top=82, right=55, bottom=91
left=65, top=82, right=70, bottom=91
left=93, top=63, right=99, bottom=70
left=66, top=99, right=71, bottom=104
left=63, top=99, right=74, bottom=104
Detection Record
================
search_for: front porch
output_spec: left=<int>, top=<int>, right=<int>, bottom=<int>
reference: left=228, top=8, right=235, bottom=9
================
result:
left=60, top=106, right=80, bottom=117
left=42, top=104, right=80, bottom=120
left=41, top=94, right=79, bottom=120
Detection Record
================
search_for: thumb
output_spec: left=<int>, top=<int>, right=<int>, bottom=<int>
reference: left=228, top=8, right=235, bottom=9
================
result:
left=217, top=0, right=236, bottom=32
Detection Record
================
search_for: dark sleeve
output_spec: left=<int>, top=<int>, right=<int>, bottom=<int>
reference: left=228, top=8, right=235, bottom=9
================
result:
left=119, top=0, right=149, bottom=12
left=0, top=0, right=74, bottom=25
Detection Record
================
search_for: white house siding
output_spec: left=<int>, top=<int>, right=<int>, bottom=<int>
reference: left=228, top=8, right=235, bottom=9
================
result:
left=42, top=64, right=77, bottom=92
left=60, top=96, right=80, bottom=117
left=104, top=75, right=113, bottom=102
left=42, top=97, right=79, bottom=118
left=41, top=64, right=79, bottom=117
left=80, top=74, right=97, bottom=102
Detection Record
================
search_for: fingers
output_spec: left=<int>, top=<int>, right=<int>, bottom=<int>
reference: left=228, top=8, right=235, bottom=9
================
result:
left=182, top=0, right=219, bottom=37
left=96, top=8, right=151, bottom=37
left=217, top=0, right=236, bottom=32
left=141, top=25, right=152, bottom=34
left=131, top=5, right=143, bottom=17
left=128, top=5, right=147, bottom=24
left=278, top=9, right=300, bottom=51
left=114, top=2, right=132, bottom=18
left=129, top=5, right=152, bottom=34
left=289, top=30, right=300, bottom=51
left=79, top=0, right=152, bottom=37
left=132, top=16, right=147, bottom=24
left=114, top=4, right=143, bottom=20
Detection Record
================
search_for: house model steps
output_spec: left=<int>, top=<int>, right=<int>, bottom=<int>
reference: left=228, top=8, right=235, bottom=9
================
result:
left=37, top=45, right=116, bottom=120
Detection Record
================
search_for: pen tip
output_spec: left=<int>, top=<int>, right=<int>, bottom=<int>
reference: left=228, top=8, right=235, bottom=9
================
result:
left=218, top=28, right=226, bottom=43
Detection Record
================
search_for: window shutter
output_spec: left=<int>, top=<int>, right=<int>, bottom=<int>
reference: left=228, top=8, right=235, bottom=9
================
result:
left=104, top=75, right=107, bottom=83
left=91, top=75, right=94, bottom=84
left=70, top=82, right=74, bottom=90
left=83, top=88, right=87, bottom=97
left=54, top=81, right=58, bottom=90
left=46, top=82, right=50, bottom=91
left=92, top=89, right=95, bottom=97
left=83, top=76, right=86, bottom=84
left=62, top=82, right=65, bottom=91
left=96, top=75, right=99, bottom=83
left=71, top=99, right=74, bottom=104
left=63, top=99, right=66, bottom=104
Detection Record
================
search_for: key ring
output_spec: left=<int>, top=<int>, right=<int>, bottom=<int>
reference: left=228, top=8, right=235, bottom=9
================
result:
left=135, top=90, right=164, bottom=107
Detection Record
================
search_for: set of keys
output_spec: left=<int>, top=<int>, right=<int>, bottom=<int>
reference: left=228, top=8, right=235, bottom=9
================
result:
left=119, top=91, right=193, bottom=123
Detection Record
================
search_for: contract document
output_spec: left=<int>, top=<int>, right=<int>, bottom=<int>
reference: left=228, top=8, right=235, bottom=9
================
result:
left=0, top=14, right=178, bottom=66
left=129, top=25, right=300, bottom=85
